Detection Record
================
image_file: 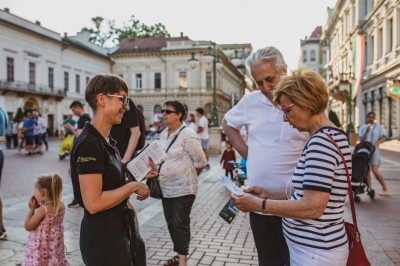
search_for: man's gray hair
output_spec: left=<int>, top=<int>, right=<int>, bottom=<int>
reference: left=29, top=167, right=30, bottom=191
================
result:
left=245, top=46, right=287, bottom=77
left=32, top=111, right=39, bottom=116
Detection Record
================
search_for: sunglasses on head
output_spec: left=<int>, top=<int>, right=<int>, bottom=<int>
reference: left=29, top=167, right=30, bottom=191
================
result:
left=161, top=109, right=177, bottom=115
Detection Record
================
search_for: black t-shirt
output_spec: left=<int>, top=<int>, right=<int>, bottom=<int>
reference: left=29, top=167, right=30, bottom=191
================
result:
left=70, top=123, right=127, bottom=211
left=77, top=113, right=91, bottom=130
left=110, top=100, right=139, bottom=159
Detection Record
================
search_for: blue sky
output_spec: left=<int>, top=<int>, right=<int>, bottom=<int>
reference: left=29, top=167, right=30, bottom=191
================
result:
left=1, top=0, right=338, bottom=71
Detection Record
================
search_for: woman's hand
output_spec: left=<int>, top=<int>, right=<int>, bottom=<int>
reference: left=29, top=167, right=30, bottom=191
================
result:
left=244, top=186, right=269, bottom=199
left=133, top=182, right=150, bottom=201
left=231, top=193, right=262, bottom=213
left=144, top=157, right=159, bottom=179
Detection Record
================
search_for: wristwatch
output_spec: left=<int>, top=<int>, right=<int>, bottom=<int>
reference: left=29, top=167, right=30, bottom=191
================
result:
left=261, top=199, right=268, bottom=214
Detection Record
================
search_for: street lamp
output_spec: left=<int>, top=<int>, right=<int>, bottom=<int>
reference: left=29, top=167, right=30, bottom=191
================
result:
left=347, top=65, right=356, bottom=141
left=188, top=42, right=223, bottom=127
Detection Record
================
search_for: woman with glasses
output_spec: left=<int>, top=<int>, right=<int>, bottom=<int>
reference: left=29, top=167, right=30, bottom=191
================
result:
left=157, top=100, right=207, bottom=266
left=70, top=74, right=157, bottom=265
left=232, top=67, right=351, bottom=265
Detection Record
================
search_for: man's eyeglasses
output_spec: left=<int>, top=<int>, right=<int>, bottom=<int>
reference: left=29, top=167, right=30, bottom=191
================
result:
left=277, top=103, right=295, bottom=117
left=106, top=94, right=129, bottom=107
left=161, top=109, right=177, bottom=115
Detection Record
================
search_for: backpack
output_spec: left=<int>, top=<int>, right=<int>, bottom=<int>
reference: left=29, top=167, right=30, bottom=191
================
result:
left=134, top=105, right=146, bottom=151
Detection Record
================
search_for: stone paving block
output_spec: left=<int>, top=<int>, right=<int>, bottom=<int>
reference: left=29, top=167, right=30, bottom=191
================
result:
left=214, top=256, right=239, bottom=263
left=190, top=250, right=205, bottom=260
left=386, top=250, right=400, bottom=259
left=228, top=253, right=253, bottom=260
left=199, top=255, right=215, bottom=264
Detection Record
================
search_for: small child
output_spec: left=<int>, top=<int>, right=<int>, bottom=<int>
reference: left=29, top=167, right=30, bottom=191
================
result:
left=220, top=141, right=236, bottom=180
left=23, top=173, right=69, bottom=266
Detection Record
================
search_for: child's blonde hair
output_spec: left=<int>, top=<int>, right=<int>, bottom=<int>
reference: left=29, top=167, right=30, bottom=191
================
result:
left=35, top=173, right=63, bottom=215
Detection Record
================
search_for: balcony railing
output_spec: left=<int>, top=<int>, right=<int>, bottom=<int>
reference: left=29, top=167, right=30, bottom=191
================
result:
left=0, top=79, right=66, bottom=97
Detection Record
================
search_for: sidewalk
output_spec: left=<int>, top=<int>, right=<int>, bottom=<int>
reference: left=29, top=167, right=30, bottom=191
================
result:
left=0, top=138, right=399, bottom=265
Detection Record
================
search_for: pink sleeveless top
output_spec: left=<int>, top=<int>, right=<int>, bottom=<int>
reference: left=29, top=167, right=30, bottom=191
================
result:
left=23, top=205, right=69, bottom=266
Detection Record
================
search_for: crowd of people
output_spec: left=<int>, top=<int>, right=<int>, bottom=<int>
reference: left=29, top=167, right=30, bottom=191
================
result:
left=0, top=45, right=390, bottom=266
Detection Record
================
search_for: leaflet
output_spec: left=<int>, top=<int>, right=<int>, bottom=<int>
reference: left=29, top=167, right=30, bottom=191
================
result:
left=126, top=141, right=166, bottom=182
left=217, top=175, right=244, bottom=195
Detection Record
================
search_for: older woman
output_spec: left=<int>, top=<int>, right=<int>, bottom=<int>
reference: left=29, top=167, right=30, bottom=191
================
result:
left=70, top=74, right=156, bottom=265
left=232, top=67, right=350, bottom=265
left=158, top=100, right=207, bottom=266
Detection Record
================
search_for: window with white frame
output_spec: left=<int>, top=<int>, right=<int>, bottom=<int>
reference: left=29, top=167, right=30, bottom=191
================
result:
left=76, top=74, right=80, bottom=93
left=387, top=18, right=393, bottom=53
left=48, top=67, right=54, bottom=89
left=86, top=76, right=90, bottom=85
left=206, top=71, right=212, bottom=89
left=179, top=71, right=187, bottom=88
left=154, top=73, right=161, bottom=89
left=303, top=50, right=307, bottom=62
left=136, top=73, right=143, bottom=89
left=29, top=62, right=35, bottom=85
left=310, top=50, right=316, bottom=62
left=6, top=57, right=14, bottom=82
left=64, top=72, right=69, bottom=91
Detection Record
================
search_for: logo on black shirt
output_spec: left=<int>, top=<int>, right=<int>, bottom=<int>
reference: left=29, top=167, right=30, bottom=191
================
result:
left=77, top=157, right=96, bottom=163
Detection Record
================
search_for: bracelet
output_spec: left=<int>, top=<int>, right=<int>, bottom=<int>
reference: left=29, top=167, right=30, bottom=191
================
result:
left=261, top=199, right=267, bottom=214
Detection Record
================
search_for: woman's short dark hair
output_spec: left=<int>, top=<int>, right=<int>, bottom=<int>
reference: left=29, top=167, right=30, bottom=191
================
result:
left=164, top=100, right=186, bottom=122
left=85, top=74, right=128, bottom=111
left=196, top=107, right=204, bottom=115
left=366, top=111, right=375, bottom=117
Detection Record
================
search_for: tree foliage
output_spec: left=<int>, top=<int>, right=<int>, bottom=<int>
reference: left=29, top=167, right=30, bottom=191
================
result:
left=81, top=15, right=170, bottom=47
left=329, top=110, right=342, bottom=128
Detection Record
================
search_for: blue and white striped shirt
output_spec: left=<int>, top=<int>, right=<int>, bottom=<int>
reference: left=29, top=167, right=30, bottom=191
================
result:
left=283, top=127, right=351, bottom=250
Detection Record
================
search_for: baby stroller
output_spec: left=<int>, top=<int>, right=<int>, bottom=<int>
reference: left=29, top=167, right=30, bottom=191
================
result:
left=351, top=141, right=375, bottom=203
left=228, top=158, right=247, bottom=187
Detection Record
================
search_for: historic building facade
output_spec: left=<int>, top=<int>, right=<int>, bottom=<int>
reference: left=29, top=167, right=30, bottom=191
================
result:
left=320, top=0, right=400, bottom=138
left=300, top=26, right=324, bottom=75
left=0, top=8, right=112, bottom=135
left=111, top=35, right=248, bottom=127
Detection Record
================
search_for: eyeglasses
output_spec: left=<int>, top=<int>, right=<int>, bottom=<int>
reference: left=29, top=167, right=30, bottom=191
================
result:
left=106, top=94, right=129, bottom=107
left=277, top=103, right=295, bottom=117
left=161, top=109, right=177, bottom=115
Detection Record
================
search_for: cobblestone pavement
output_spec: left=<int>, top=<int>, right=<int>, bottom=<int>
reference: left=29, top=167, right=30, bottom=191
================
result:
left=0, top=138, right=399, bottom=265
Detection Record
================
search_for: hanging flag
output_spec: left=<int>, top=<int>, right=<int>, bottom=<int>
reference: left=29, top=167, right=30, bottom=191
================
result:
left=351, top=34, right=365, bottom=100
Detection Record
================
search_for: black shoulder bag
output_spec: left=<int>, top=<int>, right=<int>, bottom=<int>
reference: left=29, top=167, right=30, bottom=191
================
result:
left=146, top=126, right=186, bottom=199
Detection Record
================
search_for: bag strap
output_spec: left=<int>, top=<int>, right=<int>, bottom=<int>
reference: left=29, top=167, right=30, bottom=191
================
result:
left=158, top=126, right=186, bottom=173
left=323, top=132, right=359, bottom=231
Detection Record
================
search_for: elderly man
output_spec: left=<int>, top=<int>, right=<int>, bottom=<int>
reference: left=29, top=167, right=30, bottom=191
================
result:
left=222, top=47, right=308, bottom=266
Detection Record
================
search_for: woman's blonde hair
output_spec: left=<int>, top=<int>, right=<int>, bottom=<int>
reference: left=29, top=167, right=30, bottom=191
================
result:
left=35, top=173, right=63, bottom=215
left=272, top=67, right=329, bottom=115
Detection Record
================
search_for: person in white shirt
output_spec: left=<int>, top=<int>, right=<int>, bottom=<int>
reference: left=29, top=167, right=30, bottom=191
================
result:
left=222, top=47, right=308, bottom=266
left=196, top=107, right=210, bottom=169
left=187, top=113, right=197, bottom=133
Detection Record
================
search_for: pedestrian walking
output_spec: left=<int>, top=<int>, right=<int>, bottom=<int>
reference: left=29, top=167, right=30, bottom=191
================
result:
left=23, top=173, right=69, bottom=266
left=196, top=107, right=210, bottom=169
left=233, top=67, right=350, bottom=265
left=220, top=141, right=236, bottom=180
left=358, top=111, right=389, bottom=196
left=222, top=47, right=308, bottom=265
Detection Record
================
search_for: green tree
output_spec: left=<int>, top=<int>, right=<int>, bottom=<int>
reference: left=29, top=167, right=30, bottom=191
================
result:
left=329, top=110, right=342, bottom=128
left=81, top=15, right=170, bottom=47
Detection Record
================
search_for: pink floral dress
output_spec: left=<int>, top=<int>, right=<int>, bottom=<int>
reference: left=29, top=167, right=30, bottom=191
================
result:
left=23, top=205, right=69, bottom=266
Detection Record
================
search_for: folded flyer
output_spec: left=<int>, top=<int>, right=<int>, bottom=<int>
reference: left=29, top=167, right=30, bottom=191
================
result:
left=126, top=141, right=166, bottom=182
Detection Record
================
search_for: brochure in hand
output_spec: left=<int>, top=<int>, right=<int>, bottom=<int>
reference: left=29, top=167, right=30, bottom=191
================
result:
left=219, top=199, right=240, bottom=224
left=217, top=175, right=244, bottom=224
left=217, top=175, right=244, bottom=195
left=126, top=141, right=166, bottom=182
